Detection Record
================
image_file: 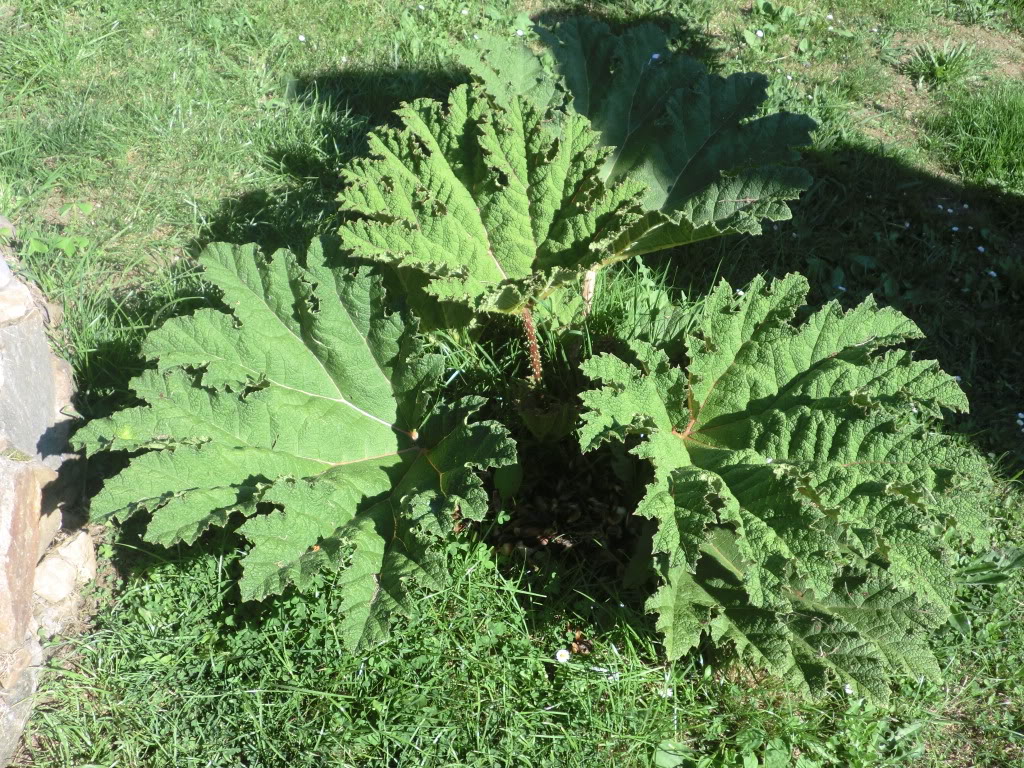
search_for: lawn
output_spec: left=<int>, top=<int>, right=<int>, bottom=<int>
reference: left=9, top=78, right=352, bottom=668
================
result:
left=3, top=0, right=1024, bottom=766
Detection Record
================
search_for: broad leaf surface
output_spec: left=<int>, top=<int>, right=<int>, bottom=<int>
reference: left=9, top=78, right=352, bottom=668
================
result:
left=458, top=18, right=817, bottom=254
left=337, top=83, right=647, bottom=316
left=77, top=240, right=516, bottom=650
left=580, top=274, right=988, bottom=697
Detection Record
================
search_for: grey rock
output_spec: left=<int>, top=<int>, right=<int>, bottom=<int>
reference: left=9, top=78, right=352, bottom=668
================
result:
left=32, top=555, right=76, bottom=605
left=33, top=531, right=95, bottom=607
left=0, top=630, right=42, bottom=768
left=0, top=286, right=60, bottom=467
left=55, top=531, right=95, bottom=585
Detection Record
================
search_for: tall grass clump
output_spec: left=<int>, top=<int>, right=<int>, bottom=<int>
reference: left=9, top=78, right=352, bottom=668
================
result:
left=926, top=80, right=1024, bottom=194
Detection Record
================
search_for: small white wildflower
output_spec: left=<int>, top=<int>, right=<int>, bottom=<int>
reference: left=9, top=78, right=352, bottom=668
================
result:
left=871, top=27, right=878, bottom=32
left=461, top=7, right=468, bottom=14
left=555, top=649, right=571, bottom=663
left=986, top=269, right=997, bottom=277
left=828, top=25, right=834, bottom=30
left=735, top=289, right=745, bottom=296
left=473, top=33, right=480, bottom=39
left=954, top=375, right=962, bottom=383
left=417, top=3, right=424, bottom=8
left=947, top=208, right=954, bottom=214
left=951, top=226, right=959, bottom=232
left=756, top=29, right=764, bottom=37
left=911, top=404, right=918, bottom=414
left=904, top=221, right=911, bottom=228
left=658, top=687, right=674, bottom=698
left=963, top=203, right=969, bottom=209
left=826, top=13, right=834, bottom=20
left=298, top=34, right=306, bottom=42
left=978, top=246, right=987, bottom=254
left=786, top=74, right=793, bottom=80
left=516, top=28, right=524, bottom=36
left=837, top=285, right=847, bottom=292
left=651, top=52, right=661, bottom=60
left=844, top=683, right=854, bottom=694
left=1017, top=418, right=1023, bottom=426
left=765, top=457, right=774, bottom=463
left=1017, top=412, right=1024, bottom=418
left=937, top=204, right=944, bottom=210
left=341, top=55, right=348, bottom=63
left=773, top=224, right=779, bottom=231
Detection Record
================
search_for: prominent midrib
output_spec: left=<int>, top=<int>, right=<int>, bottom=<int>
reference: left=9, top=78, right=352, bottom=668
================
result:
left=665, top=89, right=756, bottom=205
left=216, top=257, right=405, bottom=435
left=198, top=349, right=398, bottom=434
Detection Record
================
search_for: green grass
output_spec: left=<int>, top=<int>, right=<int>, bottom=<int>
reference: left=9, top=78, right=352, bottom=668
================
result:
left=926, top=80, right=1024, bottom=195
left=5, top=0, right=1024, bottom=765
left=16, top=512, right=1024, bottom=768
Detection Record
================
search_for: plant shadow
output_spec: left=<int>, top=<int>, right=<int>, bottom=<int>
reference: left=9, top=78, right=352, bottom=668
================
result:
left=194, top=6, right=725, bottom=256
left=677, top=141, right=1024, bottom=463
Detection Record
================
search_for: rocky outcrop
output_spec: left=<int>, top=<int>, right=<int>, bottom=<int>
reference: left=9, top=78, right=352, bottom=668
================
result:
left=0, top=215, right=89, bottom=767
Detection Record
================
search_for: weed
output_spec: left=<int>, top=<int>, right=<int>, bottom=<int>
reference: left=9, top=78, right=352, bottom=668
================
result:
left=936, top=0, right=1022, bottom=27
left=5, top=0, right=1024, bottom=764
left=902, top=40, right=983, bottom=88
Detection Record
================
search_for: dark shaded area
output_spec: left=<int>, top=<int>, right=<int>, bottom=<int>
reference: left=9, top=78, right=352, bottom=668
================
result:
left=194, top=6, right=724, bottom=256
left=681, top=145, right=1024, bottom=464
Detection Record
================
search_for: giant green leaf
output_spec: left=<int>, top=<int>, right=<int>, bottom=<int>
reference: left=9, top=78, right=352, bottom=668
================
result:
left=458, top=18, right=818, bottom=253
left=337, top=83, right=647, bottom=318
left=580, top=273, right=989, bottom=697
left=76, top=239, right=516, bottom=650
left=336, top=49, right=814, bottom=320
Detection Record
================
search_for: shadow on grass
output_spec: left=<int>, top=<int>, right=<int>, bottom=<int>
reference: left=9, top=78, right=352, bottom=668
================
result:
left=195, top=64, right=466, bottom=256
left=680, top=144, right=1024, bottom=463
left=194, top=7, right=724, bottom=255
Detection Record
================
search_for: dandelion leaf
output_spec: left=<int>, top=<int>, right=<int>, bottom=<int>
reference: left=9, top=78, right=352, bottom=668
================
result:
left=581, top=274, right=987, bottom=698
left=77, top=239, right=516, bottom=650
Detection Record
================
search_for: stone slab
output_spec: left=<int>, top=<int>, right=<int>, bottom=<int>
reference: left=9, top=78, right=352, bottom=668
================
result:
left=0, top=287, right=58, bottom=465
left=0, top=458, right=42, bottom=654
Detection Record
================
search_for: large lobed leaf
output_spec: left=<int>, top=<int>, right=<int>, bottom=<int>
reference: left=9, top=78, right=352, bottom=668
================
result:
left=337, top=83, right=647, bottom=318
left=338, top=18, right=816, bottom=321
left=458, top=18, right=818, bottom=255
left=77, top=239, right=515, bottom=651
left=580, top=274, right=990, bottom=698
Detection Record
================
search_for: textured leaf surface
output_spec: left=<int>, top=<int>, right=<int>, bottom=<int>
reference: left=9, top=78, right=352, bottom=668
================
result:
left=337, top=83, right=647, bottom=316
left=77, top=240, right=515, bottom=650
left=459, top=19, right=817, bottom=253
left=581, top=274, right=988, bottom=697
left=339, top=26, right=816, bottom=320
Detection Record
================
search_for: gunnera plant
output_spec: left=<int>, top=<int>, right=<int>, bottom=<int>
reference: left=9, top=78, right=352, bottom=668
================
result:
left=78, top=18, right=993, bottom=700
